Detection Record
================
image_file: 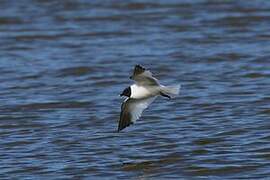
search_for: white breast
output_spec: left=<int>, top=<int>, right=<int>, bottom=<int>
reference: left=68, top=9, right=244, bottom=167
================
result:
left=130, top=84, right=152, bottom=99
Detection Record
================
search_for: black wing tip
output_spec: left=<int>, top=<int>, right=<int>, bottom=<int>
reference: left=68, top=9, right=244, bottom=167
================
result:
left=117, top=121, right=133, bottom=132
left=117, top=125, right=124, bottom=132
left=117, top=127, right=124, bottom=132
left=135, top=64, right=145, bottom=70
left=117, top=126, right=126, bottom=132
left=133, top=64, right=146, bottom=76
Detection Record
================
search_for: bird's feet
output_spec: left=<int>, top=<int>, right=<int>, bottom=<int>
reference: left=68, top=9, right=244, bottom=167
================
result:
left=160, top=92, right=171, bottom=99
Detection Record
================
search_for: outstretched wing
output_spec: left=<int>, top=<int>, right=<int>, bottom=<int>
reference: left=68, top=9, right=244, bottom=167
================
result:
left=130, top=65, right=159, bottom=86
left=118, top=97, right=156, bottom=132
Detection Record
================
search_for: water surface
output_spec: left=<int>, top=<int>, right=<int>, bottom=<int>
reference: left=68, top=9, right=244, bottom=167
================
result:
left=1, top=0, right=270, bottom=179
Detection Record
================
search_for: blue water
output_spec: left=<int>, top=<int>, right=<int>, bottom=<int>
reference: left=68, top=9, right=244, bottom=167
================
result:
left=1, top=0, right=270, bottom=179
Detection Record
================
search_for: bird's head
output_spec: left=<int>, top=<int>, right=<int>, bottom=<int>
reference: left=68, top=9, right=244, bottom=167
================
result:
left=120, top=87, right=131, bottom=97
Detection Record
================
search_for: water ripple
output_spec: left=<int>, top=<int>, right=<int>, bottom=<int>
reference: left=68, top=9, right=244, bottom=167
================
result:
left=1, top=0, right=270, bottom=179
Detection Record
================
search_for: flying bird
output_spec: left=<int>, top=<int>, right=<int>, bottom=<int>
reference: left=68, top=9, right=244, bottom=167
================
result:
left=118, top=65, right=181, bottom=132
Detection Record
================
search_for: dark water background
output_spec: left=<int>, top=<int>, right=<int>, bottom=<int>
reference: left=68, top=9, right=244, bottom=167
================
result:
left=1, top=0, right=270, bottom=179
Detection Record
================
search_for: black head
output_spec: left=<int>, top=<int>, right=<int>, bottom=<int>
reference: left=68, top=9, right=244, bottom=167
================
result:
left=120, top=87, right=131, bottom=97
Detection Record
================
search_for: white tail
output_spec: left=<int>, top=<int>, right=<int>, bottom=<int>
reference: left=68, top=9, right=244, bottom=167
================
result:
left=160, top=84, right=181, bottom=98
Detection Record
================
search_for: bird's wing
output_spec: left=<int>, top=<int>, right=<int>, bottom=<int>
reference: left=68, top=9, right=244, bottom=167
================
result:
left=130, top=65, right=159, bottom=86
left=118, top=97, right=156, bottom=132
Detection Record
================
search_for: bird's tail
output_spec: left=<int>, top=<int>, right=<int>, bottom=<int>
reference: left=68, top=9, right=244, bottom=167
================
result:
left=160, top=84, right=181, bottom=98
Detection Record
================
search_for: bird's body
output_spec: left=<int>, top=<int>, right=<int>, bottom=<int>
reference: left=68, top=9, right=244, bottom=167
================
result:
left=130, top=84, right=158, bottom=99
left=118, top=65, right=180, bottom=132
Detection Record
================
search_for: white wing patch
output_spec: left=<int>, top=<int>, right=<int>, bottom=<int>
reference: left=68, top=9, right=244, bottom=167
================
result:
left=129, top=97, right=156, bottom=123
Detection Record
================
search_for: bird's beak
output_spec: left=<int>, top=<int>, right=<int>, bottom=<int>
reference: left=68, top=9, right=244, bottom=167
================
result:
left=119, top=93, right=123, bottom=97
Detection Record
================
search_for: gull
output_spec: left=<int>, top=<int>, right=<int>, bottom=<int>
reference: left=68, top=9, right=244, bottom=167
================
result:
left=118, top=65, right=181, bottom=132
